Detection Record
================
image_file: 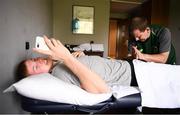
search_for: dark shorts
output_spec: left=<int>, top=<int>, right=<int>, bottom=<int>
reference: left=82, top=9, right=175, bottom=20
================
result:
left=126, top=59, right=138, bottom=86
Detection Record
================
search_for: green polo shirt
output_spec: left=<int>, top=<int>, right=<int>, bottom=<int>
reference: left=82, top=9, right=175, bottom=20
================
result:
left=132, top=25, right=176, bottom=64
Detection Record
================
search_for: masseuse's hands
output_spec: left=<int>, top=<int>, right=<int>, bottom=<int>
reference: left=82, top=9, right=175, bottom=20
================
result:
left=132, top=46, right=145, bottom=60
left=33, top=35, right=71, bottom=61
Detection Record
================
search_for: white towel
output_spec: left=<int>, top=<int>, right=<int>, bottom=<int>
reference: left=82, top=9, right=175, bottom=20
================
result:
left=111, top=85, right=140, bottom=99
left=91, top=44, right=104, bottom=51
left=133, top=60, right=180, bottom=108
left=73, top=43, right=91, bottom=51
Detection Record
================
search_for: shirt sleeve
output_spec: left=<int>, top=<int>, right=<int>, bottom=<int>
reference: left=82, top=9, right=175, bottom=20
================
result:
left=158, top=28, right=171, bottom=53
left=51, top=64, right=81, bottom=87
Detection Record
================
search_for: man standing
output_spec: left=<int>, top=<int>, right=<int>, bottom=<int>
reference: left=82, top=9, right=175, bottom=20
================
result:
left=129, top=17, right=176, bottom=64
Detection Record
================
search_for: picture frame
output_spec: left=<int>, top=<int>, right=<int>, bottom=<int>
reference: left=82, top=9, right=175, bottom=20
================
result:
left=72, top=5, right=94, bottom=34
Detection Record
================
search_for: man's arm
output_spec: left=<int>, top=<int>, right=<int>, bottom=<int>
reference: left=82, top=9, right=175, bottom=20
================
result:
left=64, top=54, right=110, bottom=93
left=33, top=36, right=110, bottom=94
left=132, top=46, right=169, bottom=63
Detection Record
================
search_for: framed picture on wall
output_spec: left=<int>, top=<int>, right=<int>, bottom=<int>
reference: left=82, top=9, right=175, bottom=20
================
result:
left=72, top=5, right=94, bottom=34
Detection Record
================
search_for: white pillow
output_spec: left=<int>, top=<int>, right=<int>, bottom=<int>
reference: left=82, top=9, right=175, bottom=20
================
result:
left=3, top=73, right=112, bottom=106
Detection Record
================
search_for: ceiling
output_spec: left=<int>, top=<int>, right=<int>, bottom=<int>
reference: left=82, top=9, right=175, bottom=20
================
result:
left=110, top=0, right=149, bottom=13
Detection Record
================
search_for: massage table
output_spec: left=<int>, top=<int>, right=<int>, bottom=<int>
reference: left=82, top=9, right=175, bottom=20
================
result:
left=20, top=93, right=180, bottom=114
left=16, top=59, right=180, bottom=114
left=20, top=93, right=141, bottom=114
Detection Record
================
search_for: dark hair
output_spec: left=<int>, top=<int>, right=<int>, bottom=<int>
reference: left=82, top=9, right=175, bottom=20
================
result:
left=130, top=17, right=149, bottom=33
left=16, top=60, right=28, bottom=80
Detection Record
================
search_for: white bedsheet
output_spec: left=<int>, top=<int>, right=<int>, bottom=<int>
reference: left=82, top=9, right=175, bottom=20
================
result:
left=133, top=60, right=180, bottom=108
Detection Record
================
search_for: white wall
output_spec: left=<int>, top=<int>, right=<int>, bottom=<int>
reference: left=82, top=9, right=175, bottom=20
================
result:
left=53, top=0, right=110, bottom=56
left=0, top=0, right=109, bottom=113
left=0, top=0, right=52, bottom=113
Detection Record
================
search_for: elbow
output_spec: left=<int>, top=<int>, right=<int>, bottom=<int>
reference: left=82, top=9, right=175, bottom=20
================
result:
left=160, top=59, right=167, bottom=64
left=158, top=56, right=167, bottom=63
left=92, top=88, right=111, bottom=94
left=98, top=87, right=111, bottom=94
left=81, top=85, right=111, bottom=94
left=160, top=52, right=169, bottom=63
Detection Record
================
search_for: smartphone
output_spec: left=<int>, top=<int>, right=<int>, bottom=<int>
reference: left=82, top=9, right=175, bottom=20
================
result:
left=35, top=36, right=50, bottom=51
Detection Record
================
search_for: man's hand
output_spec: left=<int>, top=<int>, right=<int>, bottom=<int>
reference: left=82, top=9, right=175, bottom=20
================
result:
left=72, top=51, right=85, bottom=58
left=33, top=35, right=71, bottom=61
left=132, top=46, right=145, bottom=60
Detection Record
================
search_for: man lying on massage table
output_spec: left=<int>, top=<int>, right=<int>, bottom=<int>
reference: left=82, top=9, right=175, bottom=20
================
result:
left=17, top=36, right=180, bottom=109
left=17, top=36, right=137, bottom=94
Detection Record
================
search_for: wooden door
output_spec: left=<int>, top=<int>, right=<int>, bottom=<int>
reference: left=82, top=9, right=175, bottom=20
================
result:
left=108, top=19, right=129, bottom=59
left=116, top=20, right=129, bottom=59
left=108, top=19, right=118, bottom=58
